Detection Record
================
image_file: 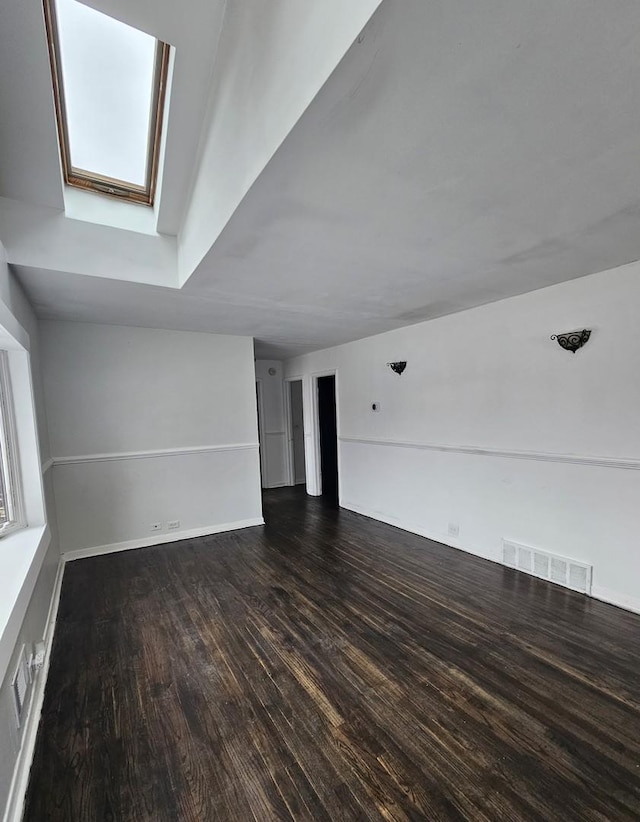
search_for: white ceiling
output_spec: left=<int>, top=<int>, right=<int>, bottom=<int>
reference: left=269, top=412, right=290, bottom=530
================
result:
left=6, top=0, right=640, bottom=358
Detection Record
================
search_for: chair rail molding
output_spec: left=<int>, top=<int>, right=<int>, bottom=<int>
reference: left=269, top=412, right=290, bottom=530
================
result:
left=338, top=436, right=640, bottom=471
left=50, top=443, right=259, bottom=466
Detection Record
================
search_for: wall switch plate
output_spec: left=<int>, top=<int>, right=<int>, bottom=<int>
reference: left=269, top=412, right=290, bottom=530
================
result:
left=448, top=522, right=460, bottom=537
left=167, top=520, right=180, bottom=531
left=150, top=522, right=162, bottom=532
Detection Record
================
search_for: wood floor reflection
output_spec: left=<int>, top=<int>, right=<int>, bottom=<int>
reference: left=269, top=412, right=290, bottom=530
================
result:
left=25, top=487, right=640, bottom=820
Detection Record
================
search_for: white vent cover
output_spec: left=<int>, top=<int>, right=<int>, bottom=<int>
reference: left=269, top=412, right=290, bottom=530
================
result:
left=502, top=540, right=592, bottom=595
left=11, top=646, right=29, bottom=726
left=503, top=541, right=517, bottom=567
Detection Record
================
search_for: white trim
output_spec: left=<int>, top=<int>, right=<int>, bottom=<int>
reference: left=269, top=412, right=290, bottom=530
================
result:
left=0, top=352, right=25, bottom=532
left=255, top=379, right=268, bottom=487
left=342, top=500, right=640, bottom=615
left=2, top=518, right=639, bottom=822
left=3, top=557, right=64, bottom=822
left=309, top=369, right=338, bottom=378
left=62, top=517, right=265, bottom=562
left=591, top=585, right=640, bottom=615
left=1, top=510, right=266, bottom=819
left=283, top=379, right=294, bottom=487
left=0, top=527, right=50, bottom=685
left=339, top=436, right=640, bottom=471
left=310, top=369, right=339, bottom=496
left=340, top=499, right=495, bottom=561
left=1, top=514, right=263, bottom=820
left=41, top=459, right=53, bottom=475
left=51, top=443, right=259, bottom=467
left=0, top=302, right=29, bottom=353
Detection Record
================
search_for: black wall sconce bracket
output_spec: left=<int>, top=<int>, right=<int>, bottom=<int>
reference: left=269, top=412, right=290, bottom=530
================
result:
left=550, top=329, right=591, bottom=353
left=387, top=361, right=407, bottom=375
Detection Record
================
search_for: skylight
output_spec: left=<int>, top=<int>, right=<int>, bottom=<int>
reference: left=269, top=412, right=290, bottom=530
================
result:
left=44, top=0, right=169, bottom=205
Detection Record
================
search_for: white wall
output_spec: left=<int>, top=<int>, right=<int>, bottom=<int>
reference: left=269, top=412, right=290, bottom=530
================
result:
left=0, top=242, right=60, bottom=820
left=41, top=322, right=263, bottom=554
left=255, top=360, right=287, bottom=488
left=285, top=260, right=640, bottom=614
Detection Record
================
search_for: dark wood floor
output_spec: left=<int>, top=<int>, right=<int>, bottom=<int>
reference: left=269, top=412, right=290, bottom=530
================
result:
left=25, top=488, right=640, bottom=821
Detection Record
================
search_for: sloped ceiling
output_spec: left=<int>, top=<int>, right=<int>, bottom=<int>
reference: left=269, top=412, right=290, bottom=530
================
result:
left=0, top=0, right=64, bottom=209
left=5, top=0, right=640, bottom=358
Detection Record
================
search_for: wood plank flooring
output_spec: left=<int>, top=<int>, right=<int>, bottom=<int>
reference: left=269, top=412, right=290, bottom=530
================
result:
left=25, top=487, right=640, bottom=820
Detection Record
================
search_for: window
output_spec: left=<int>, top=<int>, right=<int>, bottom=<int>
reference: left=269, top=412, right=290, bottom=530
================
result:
left=43, top=0, right=169, bottom=205
left=0, top=354, right=24, bottom=536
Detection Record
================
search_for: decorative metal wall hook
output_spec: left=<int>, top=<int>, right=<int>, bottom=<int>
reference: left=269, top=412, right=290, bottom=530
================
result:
left=387, top=361, right=407, bottom=375
left=550, top=329, right=591, bottom=353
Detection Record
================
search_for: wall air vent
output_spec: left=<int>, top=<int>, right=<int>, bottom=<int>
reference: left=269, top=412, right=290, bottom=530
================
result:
left=502, top=540, right=592, bottom=595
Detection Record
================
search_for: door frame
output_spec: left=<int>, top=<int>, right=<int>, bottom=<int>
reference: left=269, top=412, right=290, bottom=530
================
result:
left=255, top=378, right=268, bottom=488
left=310, top=369, right=339, bottom=498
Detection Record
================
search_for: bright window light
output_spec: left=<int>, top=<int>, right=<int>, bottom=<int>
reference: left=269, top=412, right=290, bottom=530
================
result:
left=0, top=353, right=24, bottom=537
left=44, top=0, right=169, bottom=205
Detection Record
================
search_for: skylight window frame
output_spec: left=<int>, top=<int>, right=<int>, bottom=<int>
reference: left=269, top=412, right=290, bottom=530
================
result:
left=43, top=0, right=170, bottom=206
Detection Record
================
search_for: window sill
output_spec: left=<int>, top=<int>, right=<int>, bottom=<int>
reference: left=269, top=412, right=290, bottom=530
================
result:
left=0, top=524, right=50, bottom=685
left=0, top=522, right=27, bottom=539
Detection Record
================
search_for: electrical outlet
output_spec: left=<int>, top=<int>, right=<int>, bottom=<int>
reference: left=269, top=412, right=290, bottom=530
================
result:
left=150, top=522, right=162, bottom=532
left=167, top=520, right=180, bottom=531
left=33, top=642, right=45, bottom=671
left=448, top=522, right=460, bottom=537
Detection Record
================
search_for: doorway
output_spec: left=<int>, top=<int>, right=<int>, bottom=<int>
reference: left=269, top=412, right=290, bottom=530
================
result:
left=287, top=380, right=306, bottom=486
left=317, top=375, right=338, bottom=503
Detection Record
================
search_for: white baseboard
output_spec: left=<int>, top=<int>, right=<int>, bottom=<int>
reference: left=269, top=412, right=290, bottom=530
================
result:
left=590, top=585, right=640, bottom=615
left=341, top=500, right=640, bottom=616
left=340, top=500, right=496, bottom=563
left=3, top=504, right=639, bottom=822
left=2, top=516, right=265, bottom=819
left=3, top=558, right=65, bottom=822
left=62, top=517, right=265, bottom=562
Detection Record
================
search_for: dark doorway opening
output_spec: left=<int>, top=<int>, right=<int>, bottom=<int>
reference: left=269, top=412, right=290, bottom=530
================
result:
left=317, top=375, right=338, bottom=504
